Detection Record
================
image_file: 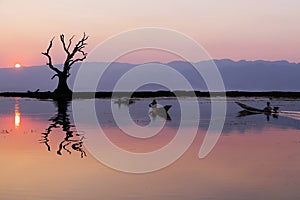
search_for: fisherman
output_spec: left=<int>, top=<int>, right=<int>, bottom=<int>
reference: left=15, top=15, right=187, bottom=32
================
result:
left=264, top=102, right=272, bottom=112
left=149, top=99, right=157, bottom=108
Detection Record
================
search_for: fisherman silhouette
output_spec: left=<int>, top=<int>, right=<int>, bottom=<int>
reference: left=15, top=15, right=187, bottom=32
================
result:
left=149, top=99, right=157, bottom=108
left=264, top=102, right=272, bottom=112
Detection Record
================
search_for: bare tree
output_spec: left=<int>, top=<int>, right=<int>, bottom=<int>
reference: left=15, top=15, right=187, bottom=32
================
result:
left=42, top=33, right=88, bottom=94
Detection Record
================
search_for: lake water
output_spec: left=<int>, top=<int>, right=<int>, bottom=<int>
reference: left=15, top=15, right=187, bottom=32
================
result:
left=0, top=97, right=300, bottom=200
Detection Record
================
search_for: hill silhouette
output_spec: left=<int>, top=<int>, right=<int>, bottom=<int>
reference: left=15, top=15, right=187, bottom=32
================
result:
left=0, top=59, right=299, bottom=92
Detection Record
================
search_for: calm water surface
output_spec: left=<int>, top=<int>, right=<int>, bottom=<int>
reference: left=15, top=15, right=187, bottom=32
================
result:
left=0, top=97, right=300, bottom=200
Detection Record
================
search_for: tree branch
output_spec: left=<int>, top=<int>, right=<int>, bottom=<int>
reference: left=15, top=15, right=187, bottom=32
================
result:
left=70, top=32, right=89, bottom=58
left=63, top=33, right=88, bottom=73
left=67, top=35, right=75, bottom=51
left=51, top=74, right=58, bottom=79
left=60, top=35, right=70, bottom=56
left=43, top=33, right=88, bottom=77
left=41, top=37, right=62, bottom=75
left=69, top=49, right=88, bottom=66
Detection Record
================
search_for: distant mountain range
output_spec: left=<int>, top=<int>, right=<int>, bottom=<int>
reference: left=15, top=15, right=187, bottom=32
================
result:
left=0, top=59, right=299, bottom=92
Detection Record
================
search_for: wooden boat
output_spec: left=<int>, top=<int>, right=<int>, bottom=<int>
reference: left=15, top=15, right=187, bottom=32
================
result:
left=235, top=102, right=279, bottom=114
left=162, top=105, right=172, bottom=112
left=149, top=105, right=172, bottom=120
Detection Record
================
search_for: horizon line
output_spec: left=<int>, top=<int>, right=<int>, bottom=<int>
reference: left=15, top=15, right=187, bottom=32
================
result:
left=2, top=58, right=299, bottom=69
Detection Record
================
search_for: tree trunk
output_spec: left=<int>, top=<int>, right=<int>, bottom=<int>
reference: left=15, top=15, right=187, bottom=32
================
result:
left=42, top=34, right=88, bottom=96
left=54, top=74, right=72, bottom=94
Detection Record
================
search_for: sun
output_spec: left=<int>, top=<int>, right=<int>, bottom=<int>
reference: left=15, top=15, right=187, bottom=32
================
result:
left=14, top=63, right=21, bottom=68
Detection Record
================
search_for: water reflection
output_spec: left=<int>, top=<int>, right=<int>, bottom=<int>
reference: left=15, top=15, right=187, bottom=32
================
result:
left=237, top=110, right=279, bottom=121
left=40, top=100, right=87, bottom=158
left=149, top=109, right=172, bottom=121
left=14, top=99, right=21, bottom=128
left=114, top=97, right=135, bottom=108
left=1, top=97, right=300, bottom=199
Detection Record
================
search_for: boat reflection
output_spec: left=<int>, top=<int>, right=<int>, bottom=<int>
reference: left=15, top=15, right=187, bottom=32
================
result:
left=114, top=97, right=135, bottom=108
left=149, top=109, right=172, bottom=121
left=39, top=100, right=86, bottom=158
left=237, top=110, right=279, bottom=121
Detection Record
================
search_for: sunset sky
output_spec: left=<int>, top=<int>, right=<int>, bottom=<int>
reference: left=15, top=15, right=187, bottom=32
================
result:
left=0, top=0, right=299, bottom=68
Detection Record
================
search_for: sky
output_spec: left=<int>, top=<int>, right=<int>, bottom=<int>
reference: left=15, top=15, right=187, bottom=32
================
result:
left=0, top=0, right=299, bottom=68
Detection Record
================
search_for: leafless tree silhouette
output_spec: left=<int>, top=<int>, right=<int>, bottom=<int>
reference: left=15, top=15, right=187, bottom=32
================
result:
left=42, top=33, right=88, bottom=94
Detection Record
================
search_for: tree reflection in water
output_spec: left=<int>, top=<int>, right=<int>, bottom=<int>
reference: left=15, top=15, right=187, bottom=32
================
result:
left=40, top=100, right=86, bottom=158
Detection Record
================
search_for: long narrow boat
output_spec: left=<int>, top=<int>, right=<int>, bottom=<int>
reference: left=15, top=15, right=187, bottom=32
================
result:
left=235, top=102, right=279, bottom=113
left=235, top=102, right=264, bottom=112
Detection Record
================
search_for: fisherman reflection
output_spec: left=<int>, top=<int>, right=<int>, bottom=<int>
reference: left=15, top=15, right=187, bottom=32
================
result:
left=264, top=102, right=279, bottom=121
left=40, top=100, right=86, bottom=158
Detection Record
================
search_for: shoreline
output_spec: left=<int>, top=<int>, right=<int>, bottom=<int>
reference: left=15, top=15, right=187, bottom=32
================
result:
left=1, top=91, right=300, bottom=100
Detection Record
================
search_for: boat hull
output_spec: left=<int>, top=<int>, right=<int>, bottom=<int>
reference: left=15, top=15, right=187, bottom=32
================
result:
left=235, top=102, right=279, bottom=114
